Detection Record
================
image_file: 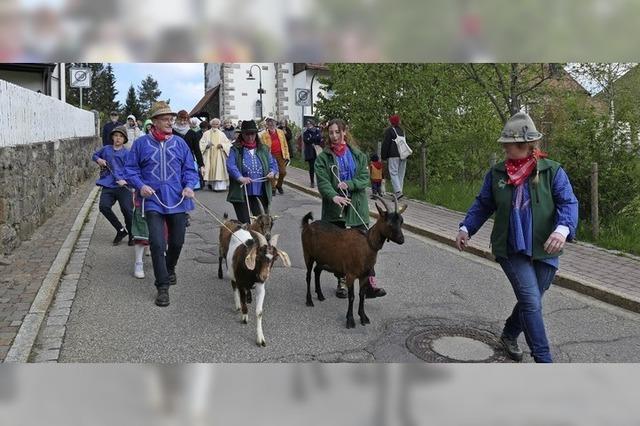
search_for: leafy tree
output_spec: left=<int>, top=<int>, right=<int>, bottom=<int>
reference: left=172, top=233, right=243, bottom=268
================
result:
left=461, top=63, right=557, bottom=123
left=137, top=75, right=162, bottom=117
left=90, top=63, right=120, bottom=116
left=123, top=84, right=143, bottom=120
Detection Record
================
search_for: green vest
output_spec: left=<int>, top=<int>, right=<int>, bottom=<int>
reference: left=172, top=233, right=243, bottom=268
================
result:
left=490, top=158, right=561, bottom=260
left=226, top=144, right=273, bottom=204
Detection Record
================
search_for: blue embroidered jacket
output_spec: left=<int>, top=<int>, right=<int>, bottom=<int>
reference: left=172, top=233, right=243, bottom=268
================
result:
left=124, top=134, right=199, bottom=214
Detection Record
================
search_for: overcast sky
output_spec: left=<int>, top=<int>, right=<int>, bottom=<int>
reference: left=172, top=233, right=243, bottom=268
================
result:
left=111, top=63, right=204, bottom=114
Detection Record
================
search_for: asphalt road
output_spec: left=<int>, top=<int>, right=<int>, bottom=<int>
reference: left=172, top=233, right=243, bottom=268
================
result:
left=59, top=186, right=640, bottom=362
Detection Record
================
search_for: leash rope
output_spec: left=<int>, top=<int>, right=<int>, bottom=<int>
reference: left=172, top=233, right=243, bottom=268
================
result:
left=330, top=165, right=370, bottom=230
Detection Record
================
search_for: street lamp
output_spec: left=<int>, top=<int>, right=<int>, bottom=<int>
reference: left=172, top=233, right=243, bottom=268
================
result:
left=309, top=71, right=318, bottom=115
left=247, top=64, right=265, bottom=119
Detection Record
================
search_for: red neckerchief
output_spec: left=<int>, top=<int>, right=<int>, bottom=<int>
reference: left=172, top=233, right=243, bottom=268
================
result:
left=150, top=125, right=172, bottom=142
left=331, top=142, right=347, bottom=157
left=371, top=160, right=383, bottom=170
left=506, top=148, right=548, bottom=186
left=242, top=140, right=257, bottom=149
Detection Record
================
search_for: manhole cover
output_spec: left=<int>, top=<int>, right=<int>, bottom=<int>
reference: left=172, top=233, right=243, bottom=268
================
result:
left=431, top=336, right=494, bottom=361
left=406, top=326, right=511, bottom=363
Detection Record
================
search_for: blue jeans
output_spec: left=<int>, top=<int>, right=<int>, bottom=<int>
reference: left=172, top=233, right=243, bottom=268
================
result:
left=145, top=212, right=187, bottom=288
left=497, top=254, right=557, bottom=363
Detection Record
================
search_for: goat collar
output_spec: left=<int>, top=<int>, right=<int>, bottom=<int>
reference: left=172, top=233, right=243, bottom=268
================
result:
left=366, top=223, right=385, bottom=252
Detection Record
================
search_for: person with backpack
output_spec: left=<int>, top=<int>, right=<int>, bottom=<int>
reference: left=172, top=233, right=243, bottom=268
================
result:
left=381, top=114, right=410, bottom=199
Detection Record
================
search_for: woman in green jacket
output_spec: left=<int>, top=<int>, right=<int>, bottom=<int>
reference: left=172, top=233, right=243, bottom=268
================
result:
left=314, top=119, right=386, bottom=299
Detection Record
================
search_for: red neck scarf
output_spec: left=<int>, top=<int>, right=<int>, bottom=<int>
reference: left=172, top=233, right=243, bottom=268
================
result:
left=506, top=148, right=548, bottom=186
left=242, top=139, right=257, bottom=149
left=150, top=125, right=172, bottom=142
left=331, top=142, right=347, bottom=157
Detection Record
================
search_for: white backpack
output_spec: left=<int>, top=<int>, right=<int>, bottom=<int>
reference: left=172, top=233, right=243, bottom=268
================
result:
left=392, top=127, right=412, bottom=160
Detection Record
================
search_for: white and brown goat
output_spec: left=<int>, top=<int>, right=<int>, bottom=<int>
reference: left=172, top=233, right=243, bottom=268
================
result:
left=218, top=206, right=277, bottom=279
left=226, top=229, right=291, bottom=346
left=301, top=195, right=407, bottom=328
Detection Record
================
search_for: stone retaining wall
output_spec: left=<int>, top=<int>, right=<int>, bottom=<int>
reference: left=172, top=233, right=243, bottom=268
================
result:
left=0, top=136, right=101, bottom=254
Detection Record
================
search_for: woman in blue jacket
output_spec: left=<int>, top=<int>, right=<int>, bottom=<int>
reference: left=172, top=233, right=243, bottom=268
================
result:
left=456, top=112, right=578, bottom=363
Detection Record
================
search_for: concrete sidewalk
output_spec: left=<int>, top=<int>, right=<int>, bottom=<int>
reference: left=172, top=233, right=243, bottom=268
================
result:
left=0, top=179, right=98, bottom=362
left=283, top=166, right=640, bottom=314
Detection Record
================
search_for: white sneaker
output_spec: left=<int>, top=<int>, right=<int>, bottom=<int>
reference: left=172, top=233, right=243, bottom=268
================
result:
left=134, top=261, right=145, bottom=279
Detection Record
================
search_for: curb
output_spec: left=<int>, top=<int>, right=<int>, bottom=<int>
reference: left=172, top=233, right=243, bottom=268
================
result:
left=283, top=178, right=640, bottom=315
left=4, top=186, right=100, bottom=363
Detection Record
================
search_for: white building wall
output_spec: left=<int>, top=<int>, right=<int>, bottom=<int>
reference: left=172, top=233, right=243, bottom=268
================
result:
left=209, top=63, right=330, bottom=126
left=226, top=63, right=278, bottom=121
left=0, top=79, right=96, bottom=147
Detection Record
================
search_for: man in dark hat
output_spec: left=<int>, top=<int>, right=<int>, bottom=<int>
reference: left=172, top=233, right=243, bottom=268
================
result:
left=102, top=111, right=123, bottom=146
left=226, top=120, right=278, bottom=223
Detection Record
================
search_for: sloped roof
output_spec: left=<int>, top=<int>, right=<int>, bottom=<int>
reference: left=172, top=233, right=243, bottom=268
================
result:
left=190, top=84, right=219, bottom=116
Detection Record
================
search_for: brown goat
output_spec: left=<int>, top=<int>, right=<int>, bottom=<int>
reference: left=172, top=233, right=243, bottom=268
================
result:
left=218, top=208, right=277, bottom=280
left=227, top=229, right=291, bottom=346
left=301, top=195, right=408, bottom=328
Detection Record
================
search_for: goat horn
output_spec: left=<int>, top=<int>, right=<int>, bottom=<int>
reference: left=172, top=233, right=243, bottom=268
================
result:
left=256, top=198, right=265, bottom=215
left=372, top=194, right=391, bottom=212
left=392, top=193, right=399, bottom=213
left=252, top=231, right=268, bottom=247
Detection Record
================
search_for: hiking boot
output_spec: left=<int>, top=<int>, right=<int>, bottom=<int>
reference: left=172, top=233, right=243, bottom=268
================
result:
left=365, top=276, right=387, bottom=299
left=113, top=228, right=128, bottom=245
left=336, top=277, right=347, bottom=299
left=185, top=214, right=191, bottom=227
left=128, top=237, right=134, bottom=246
left=134, top=262, right=145, bottom=279
left=394, top=192, right=404, bottom=200
left=277, top=186, right=284, bottom=195
left=155, top=287, right=170, bottom=307
left=168, top=271, right=177, bottom=286
left=500, top=334, right=523, bottom=362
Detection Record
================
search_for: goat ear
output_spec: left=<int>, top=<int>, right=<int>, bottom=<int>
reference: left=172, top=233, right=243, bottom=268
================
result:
left=398, top=204, right=408, bottom=214
left=244, top=246, right=258, bottom=270
left=249, top=215, right=257, bottom=221
left=375, top=202, right=386, bottom=218
left=276, top=249, right=291, bottom=267
left=270, top=234, right=280, bottom=247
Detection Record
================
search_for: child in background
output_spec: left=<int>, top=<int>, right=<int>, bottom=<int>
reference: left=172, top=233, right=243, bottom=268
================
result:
left=369, top=153, right=384, bottom=199
left=92, top=126, right=133, bottom=245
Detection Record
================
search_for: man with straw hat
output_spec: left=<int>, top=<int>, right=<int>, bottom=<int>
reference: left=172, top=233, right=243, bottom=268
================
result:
left=125, top=101, right=200, bottom=307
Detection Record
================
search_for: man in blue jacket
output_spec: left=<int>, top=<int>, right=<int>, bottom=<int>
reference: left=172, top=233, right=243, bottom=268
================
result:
left=125, top=101, right=199, bottom=307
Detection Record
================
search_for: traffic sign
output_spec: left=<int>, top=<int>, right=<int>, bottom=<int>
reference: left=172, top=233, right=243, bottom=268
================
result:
left=295, top=88, right=311, bottom=106
left=69, top=68, right=92, bottom=88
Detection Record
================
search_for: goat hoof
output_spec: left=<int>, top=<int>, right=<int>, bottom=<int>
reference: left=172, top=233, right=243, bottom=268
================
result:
left=257, top=339, right=266, bottom=347
left=360, top=316, right=370, bottom=325
left=346, top=318, right=356, bottom=329
left=217, top=271, right=223, bottom=279
left=306, top=299, right=314, bottom=307
left=317, top=294, right=325, bottom=301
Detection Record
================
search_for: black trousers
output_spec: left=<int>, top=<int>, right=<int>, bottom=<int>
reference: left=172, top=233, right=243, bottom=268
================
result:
left=99, top=186, right=133, bottom=235
left=307, top=159, right=316, bottom=184
left=232, top=192, right=270, bottom=224
left=145, top=212, right=187, bottom=288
